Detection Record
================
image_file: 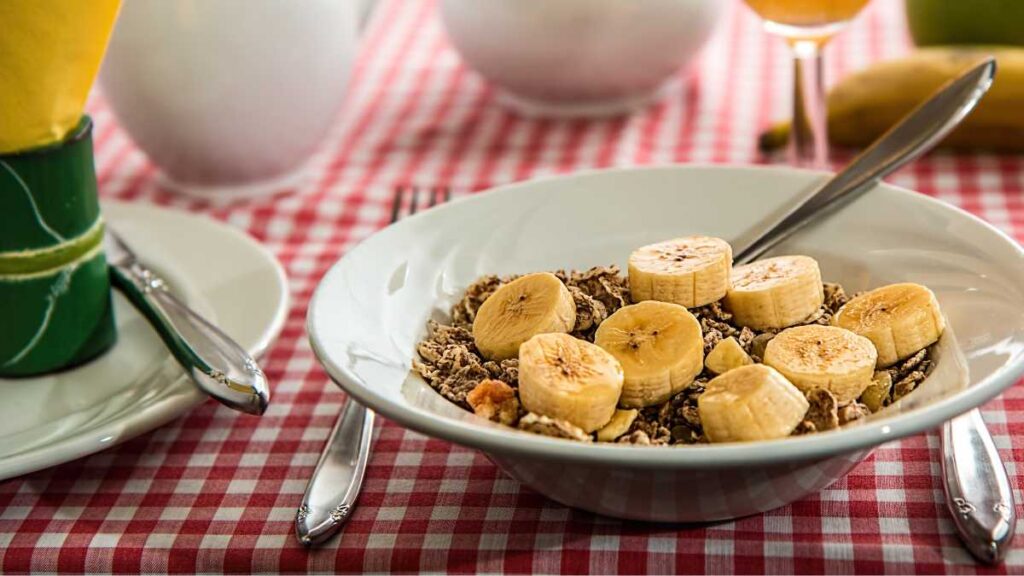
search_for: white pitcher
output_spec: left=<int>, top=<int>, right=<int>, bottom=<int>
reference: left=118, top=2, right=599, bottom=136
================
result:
left=100, top=0, right=374, bottom=199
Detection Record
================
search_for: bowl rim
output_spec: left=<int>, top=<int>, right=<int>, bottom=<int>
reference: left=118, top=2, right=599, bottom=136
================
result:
left=308, top=164, right=1024, bottom=468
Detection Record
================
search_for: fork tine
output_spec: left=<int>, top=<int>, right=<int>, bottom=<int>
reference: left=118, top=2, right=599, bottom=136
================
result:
left=408, top=186, right=421, bottom=216
left=390, top=186, right=403, bottom=225
left=391, top=186, right=451, bottom=224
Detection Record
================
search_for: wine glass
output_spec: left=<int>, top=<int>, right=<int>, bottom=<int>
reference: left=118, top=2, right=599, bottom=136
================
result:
left=744, top=0, right=870, bottom=168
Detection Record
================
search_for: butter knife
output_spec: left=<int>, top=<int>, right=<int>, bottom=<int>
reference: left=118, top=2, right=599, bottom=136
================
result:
left=105, top=229, right=270, bottom=416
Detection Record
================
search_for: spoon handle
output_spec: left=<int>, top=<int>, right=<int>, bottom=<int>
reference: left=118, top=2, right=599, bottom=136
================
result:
left=295, top=396, right=374, bottom=546
left=109, top=264, right=270, bottom=416
left=729, top=56, right=1014, bottom=564
left=941, top=409, right=1016, bottom=564
left=733, top=57, right=996, bottom=265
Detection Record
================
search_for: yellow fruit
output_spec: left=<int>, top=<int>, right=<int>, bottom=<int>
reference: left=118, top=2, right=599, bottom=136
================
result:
left=760, top=47, right=1024, bottom=152
left=705, top=337, right=753, bottom=375
left=594, top=301, right=704, bottom=408
left=472, top=272, right=575, bottom=360
left=725, top=255, right=824, bottom=330
left=832, top=282, right=945, bottom=368
left=596, top=409, right=639, bottom=442
left=763, top=325, right=877, bottom=402
left=628, top=236, right=732, bottom=308
left=698, top=364, right=809, bottom=443
left=518, top=333, right=623, bottom=433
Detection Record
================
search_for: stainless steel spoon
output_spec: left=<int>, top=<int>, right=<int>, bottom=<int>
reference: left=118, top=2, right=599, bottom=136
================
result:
left=105, top=229, right=270, bottom=416
left=733, top=57, right=1014, bottom=564
left=294, top=185, right=448, bottom=546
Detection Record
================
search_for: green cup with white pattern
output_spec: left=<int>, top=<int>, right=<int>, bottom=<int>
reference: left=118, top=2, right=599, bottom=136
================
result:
left=0, top=116, right=117, bottom=376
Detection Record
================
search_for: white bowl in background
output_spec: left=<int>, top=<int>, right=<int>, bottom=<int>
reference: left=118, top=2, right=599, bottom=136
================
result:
left=307, top=165, right=1024, bottom=522
left=440, top=0, right=726, bottom=118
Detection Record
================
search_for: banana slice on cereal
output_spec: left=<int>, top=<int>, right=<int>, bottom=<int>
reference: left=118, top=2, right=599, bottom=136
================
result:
left=704, top=336, right=753, bottom=375
left=725, top=255, right=824, bottom=330
left=698, top=364, right=809, bottom=443
left=518, top=333, right=623, bottom=433
left=628, top=236, right=733, bottom=308
left=473, top=272, right=576, bottom=360
left=596, top=409, right=639, bottom=442
left=595, top=301, right=704, bottom=408
left=832, top=282, right=945, bottom=368
left=763, top=325, right=877, bottom=402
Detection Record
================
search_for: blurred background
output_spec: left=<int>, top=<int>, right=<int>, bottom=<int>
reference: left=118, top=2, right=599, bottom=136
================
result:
left=85, top=0, right=1024, bottom=212
left=75, top=2, right=904, bottom=193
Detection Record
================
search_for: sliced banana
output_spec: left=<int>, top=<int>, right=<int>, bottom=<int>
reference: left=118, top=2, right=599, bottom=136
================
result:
left=473, top=272, right=576, bottom=360
left=698, top=364, right=810, bottom=443
left=832, top=282, right=945, bottom=368
left=725, top=255, right=824, bottom=330
left=763, top=325, right=877, bottom=402
left=518, top=413, right=592, bottom=442
left=596, top=409, right=639, bottom=442
left=518, top=333, right=623, bottom=433
left=705, top=336, right=753, bottom=375
left=594, top=301, right=704, bottom=408
left=628, top=236, right=732, bottom=308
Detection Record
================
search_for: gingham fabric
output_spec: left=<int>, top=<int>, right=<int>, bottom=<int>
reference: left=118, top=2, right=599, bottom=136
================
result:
left=3, top=0, right=1024, bottom=573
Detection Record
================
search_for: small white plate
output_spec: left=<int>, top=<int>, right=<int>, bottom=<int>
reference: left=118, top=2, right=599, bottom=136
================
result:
left=0, top=201, right=289, bottom=481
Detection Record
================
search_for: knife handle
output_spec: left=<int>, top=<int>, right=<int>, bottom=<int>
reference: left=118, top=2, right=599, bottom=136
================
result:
left=110, top=263, right=270, bottom=415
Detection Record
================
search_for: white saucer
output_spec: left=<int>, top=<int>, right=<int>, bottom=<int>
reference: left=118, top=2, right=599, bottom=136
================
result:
left=0, top=201, right=289, bottom=481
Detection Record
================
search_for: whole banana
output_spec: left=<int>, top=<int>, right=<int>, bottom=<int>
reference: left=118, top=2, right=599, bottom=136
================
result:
left=760, top=47, right=1024, bottom=152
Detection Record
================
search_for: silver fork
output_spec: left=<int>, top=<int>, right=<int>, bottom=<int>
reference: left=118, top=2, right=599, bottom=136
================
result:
left=295, top=185, right=451, bottom=547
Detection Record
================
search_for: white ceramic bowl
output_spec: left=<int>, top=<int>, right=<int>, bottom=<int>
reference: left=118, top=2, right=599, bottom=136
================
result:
left=439, top=0, right=725, bottom=117
left=308, top=166, right=1024, bottom=522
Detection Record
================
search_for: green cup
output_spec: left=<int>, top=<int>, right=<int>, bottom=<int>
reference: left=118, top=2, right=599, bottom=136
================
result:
left=0, top=116, right=117, bottom=377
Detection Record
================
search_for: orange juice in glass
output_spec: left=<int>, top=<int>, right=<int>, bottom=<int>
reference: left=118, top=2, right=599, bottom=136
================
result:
left=743, top=0, right=870, bottom=167
left=746, top=0, right=869, bottom=35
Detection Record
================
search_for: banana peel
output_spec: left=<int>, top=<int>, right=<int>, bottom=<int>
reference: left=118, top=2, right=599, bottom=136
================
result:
left=760, top=46, right=1024, bottom=153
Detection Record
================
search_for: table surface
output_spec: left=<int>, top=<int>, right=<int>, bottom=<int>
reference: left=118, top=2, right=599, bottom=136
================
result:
left=4, top=0, right=1024, bottom=573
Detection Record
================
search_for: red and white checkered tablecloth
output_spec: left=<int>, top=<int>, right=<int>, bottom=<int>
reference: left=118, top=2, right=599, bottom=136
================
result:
left=3, top=0, right=1024, bottom=573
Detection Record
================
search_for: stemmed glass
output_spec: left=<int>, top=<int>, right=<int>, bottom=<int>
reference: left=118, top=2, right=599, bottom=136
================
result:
left=743, top=0, right=870, bottom=168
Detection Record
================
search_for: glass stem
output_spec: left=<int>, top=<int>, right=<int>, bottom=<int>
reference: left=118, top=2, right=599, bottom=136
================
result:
left=789, top=39, right=828, bottom=169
